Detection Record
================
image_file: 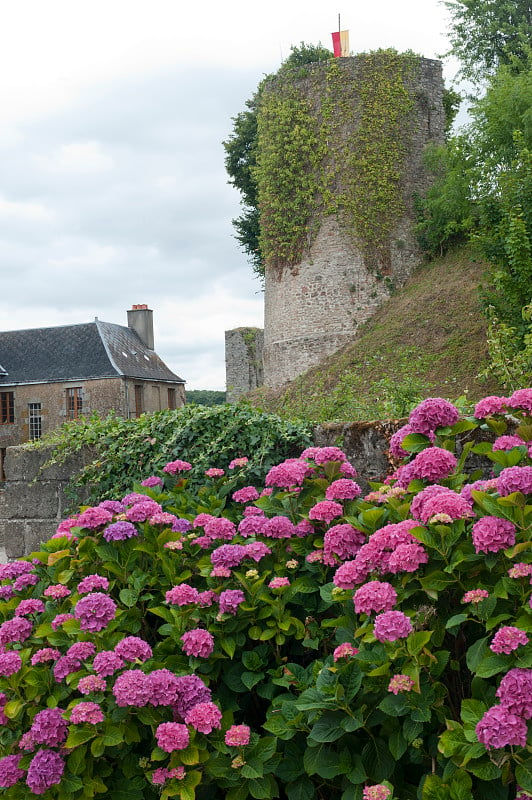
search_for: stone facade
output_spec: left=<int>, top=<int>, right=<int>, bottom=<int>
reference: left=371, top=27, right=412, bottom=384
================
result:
left=258, top=55, right=445, bottom=388
left=225, top=328, right=264, bottom=402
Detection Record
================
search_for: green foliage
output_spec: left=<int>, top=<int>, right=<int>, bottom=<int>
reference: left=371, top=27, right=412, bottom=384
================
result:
left=33, top=404, right=312, bottom=506
left=477, top=304, right=532, bottom=391
left=2, top=394, right=532, bottom=799
left=444, top=0, right=532, bottom=85
left=185, top=390, right=226, bottom=407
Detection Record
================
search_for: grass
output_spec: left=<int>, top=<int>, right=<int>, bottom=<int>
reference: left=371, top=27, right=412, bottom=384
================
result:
left=247, top=246, right=503, bottom=422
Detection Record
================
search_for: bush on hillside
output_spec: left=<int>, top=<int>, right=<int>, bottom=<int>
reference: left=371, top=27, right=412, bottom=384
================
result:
left=1, top=390, right=532, bottom=800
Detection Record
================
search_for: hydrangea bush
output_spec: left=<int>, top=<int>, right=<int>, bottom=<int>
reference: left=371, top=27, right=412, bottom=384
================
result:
left=1, top=390, right=532, bottom=800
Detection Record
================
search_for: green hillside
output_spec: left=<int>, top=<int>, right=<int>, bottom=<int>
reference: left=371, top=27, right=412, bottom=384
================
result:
left=249, top=246, right=504, bottom=422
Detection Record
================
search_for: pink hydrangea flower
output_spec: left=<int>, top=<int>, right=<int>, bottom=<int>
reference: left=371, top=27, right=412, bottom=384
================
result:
left=211, top=566, right=231, bottom=577
left=509, top=563, right=532, bottom=579
left=98, top=500, right=125, bottom=513
left=166, top=584, right=200, bottom=606
left=498, top=466, right=532, bottom=497
left=420, top=491, right=475, bottom=524
left=69, top=702, right=104, bottom=724
left=173, top=674, right=212, bottom=719
left=496, top=668, right=532, bottom=718
left=471, top=517, right=516, bottom=554
left=53, top=655, right=81, bottom=682
left=306, top=446, right=348, bottom=465
left=67, top=641, right=96, bottom=661
left=493, top=435, right=527, bottom=451
left=238, top=515, right=268, bottom=537
left=205, top=468, right=225, bottom=478
left=408, top=397, right=459, bottom=434
left=388, top=674, right=415, bottom=694
left=43, top=584, right=71, bottom=599
left=15, top=599, right=45, bottom=616
left=30, top=708, right=68, bottom=747
left=232, top=486, right=260, bottom=503
left=0, top=561, right=34, bottom=580
left=363, top=785, right=391, bottom=800
left=185, top=701, right=222, bottom=733
left=476, top=705, right=527, bottom=749
left=204, top=517, right=237, bottom=541
left=126, top=501, right=162, bottom=523
left=0, top=754, right=25, bottom=788
left=325, top=479, right=362, bottom=500
left=229, top=457, right=249, bottom=469
left=387, top=542, right=428, bottom=573
left=163, top=459, right=192, bottom=474
left=76, top=507, right=113, bottom=529
left=0, top=651, right=22, bottom=676
left=473, top=395, right=508, bottom=418
left=354, top=581, right=397, bottom=615
left=333, top=643, right=359, bottom=661
left=244, top=542, right=272, bottom=562
left=264, top=516, right=296, bottom=538
left=156, top=722, right=190, bottom=752
left=373, top=610, right=413, bottom=642
left=324, top=524, right=365, bottom=564
left=103, top=520, right=139, bottom=540
left=114, top=636, right=152, bottom=662
left=462, top=589, right=489, bottom=604
left=51, top=613, right=75, bottom=630
left=408, top=447, right=458, bottom=482
left=113, top=669, right=150, bottom=707
left=211, top=544, right=248, bottom=569
left=219, top=589, right=246, bottom=615
left=152, top=766, right=186, bottom=784
left=490, top=626, right=529, bottom=654
left=145, top=669, right=180, bottom=706
left=265, top=459, right=310, bottom=488
left=93, top=651, right=124, bottom=676
left=74, top=592, right=117, bottom=632
left=308, top=500, right=344, bottom=523
left=31, top=648, right=61, bottom=665
left=181, top=629, right=214, bottom=658
left=225, top=725, right=251, bottom=746
left=78, top=675, right=107, bottom=695
left=13, top=573, right=38, bottom=591
left=507, top=388, right=532, bottom=414
left=77, top=574, right=109, bottom=594
left=141, top=475, right=163, bottom=487
left=269, top=577, right=290, bottom=589
left=26, top=749, right=65, bottom=794
left=0, top=616, right=32, bottom=646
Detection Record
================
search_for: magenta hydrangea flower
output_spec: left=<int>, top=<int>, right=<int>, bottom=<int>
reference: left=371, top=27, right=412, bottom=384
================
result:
left=408, top=447, right=458, bottom=482
left=219, top=589, right=245, bottom=615
left=265, top=459, right=310, bottom=488
left=473, top=395, right=508, bottom=418
left=13, top=573, right=39, bottom=591
left=26, top=749, right=65, bottom=794
left=113, top=669, right=150, bottom=707
left=156, top=721, right=190, bottom=752
left=408, top=397, right=459, bottom=434
left=181, top=629, right=215, bottom=658
left=173, top=674, right=212, bottom=720
left=354, top=581, right=397, bottom=615
left=211, top=544, right=248, bottom=569
left=77, top=675, right=107, bottom=695
left=471, top=516, right=516, bottom=554
left=172, top=518, right=192, bottom=533
left=476, top=705, right=528, bottom=749
left=126, top=500, right=162, bottom=523
left=0, top=616, right=32, bottom=646
left=228, top=457, right=249, bottom=469
left=43, top=584, right=71, bottom=599
left=69, top=702, right=104, bottom=724
left=462, top=589, right=489, bottom=604
left=244, top=542, right=272, bottom=562
left=0, top=586, right=14, bottom=600
left=141, top=475, right=164, bottom=487
left=15, top=599, right=44, bottom=617
left=323, top=524, right=366, bottom=564
left=509, top=563, right=532, bottom=579
left=204, top=517, right=237, bottom=541
left=333, top=643, right=359, bottom=661
left=232, top=486, right=260, bottom=503
left=163, top=459, right=192, bottom=474
left=30, top=708, right=68, bottom=747
left=74, top=592, right=117, bottom=632
left=98, top=499, right=125, bottom=513
left=166, top=584, right=200, bottom=606
left=387, top=542, right=428, bottom=573
left=0, top=754, right=25, bottom=788
left=498, top=466, right=532, bottom=497
left=507, top=388, right=532, bottom=414
left=0, top=561, right=34, bottom=580
left=269, top=577, right=290, bottom=589
left=493, top=435, right=527, bottom=451
left=53, top=655, right=81, bottom=682
left=77, top=574, right=109, bottom=594
left=185, top=701, right=222, bottom=733
left=388, top=674, right=415, bottom=694
left=103, top=520, right=138, bottom=541
left=225, top=725, right=251, bottom=746
left=145, top=669, right=180, bottom=706
left=308, top=500, right=344, bottom=523
left=152, top=766, right=186, bottom=784
left=51, top=613, right=75, bottom=630
left=490, top=626, right=529, bottom=654
left=496, top=668, right=532, bottom=718
left=67, top=641, right=96, bottom=661
left=362, top=785, right=391, bottom=800
left=31, top=648, right=61, bottom=665
left=76, top=506, right=113, bottom=529
left=93, top=651, right=124, bottom=676
left=205, top=468, right=225, bottom=478
left=264, top=516, right=296, bottom=538
left=419, top=491, right=475, bottom=524
left=325, top=479, right=362, bottom=500
left=114, top=636, right=152, bottom=662
left=211, top=566, right=231, bottom=578
left=0, top=651, right=22, bottom=676
left=306, top=446, right=348, bottom=465
left=122, top=492, right=149, bottom=506
left=373, top=610, right=413, bottom=642
left=149, top=512, right=179, bottom=527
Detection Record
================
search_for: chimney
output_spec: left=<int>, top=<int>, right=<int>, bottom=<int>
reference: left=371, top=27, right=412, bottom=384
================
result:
left=127, top=304, right=154, bottom=350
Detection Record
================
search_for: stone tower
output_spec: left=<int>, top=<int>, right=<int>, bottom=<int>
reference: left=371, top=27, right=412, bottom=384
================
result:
left=258, top=52, right=446, bottom=388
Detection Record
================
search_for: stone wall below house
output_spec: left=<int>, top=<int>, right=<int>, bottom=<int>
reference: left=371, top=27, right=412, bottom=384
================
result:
left=225, top=328, right=264, bottom=403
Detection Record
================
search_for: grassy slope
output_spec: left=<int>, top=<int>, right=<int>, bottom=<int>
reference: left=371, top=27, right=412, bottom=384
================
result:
left=249, top=246, right=503, bottom=422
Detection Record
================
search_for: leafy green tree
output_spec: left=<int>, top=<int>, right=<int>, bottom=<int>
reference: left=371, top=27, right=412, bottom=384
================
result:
left=444, top=0, right=532, bottom=85
left=186, top=389, right=227, bottom=406
left=223, top=43, right=333, bottom=279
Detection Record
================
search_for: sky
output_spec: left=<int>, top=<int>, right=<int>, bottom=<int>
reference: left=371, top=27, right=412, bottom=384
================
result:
left=0, top=0, right=457, bottom=390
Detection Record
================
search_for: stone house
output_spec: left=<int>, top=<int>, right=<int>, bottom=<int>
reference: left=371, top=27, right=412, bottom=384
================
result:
left=0, top=305, right=185, bottom=477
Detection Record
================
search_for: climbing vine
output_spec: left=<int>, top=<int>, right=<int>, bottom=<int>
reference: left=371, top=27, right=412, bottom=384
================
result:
left=254, top=50, right=421, bottom=276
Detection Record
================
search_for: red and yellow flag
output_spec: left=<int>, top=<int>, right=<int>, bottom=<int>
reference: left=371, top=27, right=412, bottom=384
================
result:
left=331, top=30, right=350, bottom=57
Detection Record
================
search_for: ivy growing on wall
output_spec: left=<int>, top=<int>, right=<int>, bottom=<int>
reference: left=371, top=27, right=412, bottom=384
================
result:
left=254, top=50, right=421, bottom=277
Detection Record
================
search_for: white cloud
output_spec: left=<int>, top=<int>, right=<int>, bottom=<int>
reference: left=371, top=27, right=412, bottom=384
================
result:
left=36, top=141, right=114, bottom=174
left=0, top=195, right=53, bottom=222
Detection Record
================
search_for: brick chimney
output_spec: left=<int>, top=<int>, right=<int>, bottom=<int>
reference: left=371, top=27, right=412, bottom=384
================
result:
left=127, top=304, right=154, bottom=350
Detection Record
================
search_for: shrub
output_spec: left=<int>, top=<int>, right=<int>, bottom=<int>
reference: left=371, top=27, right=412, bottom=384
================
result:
left=1, top=390, right=532, bottom=799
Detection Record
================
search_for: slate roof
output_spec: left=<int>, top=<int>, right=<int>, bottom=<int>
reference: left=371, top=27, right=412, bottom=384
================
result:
left=0, top=320, right=184, bottom=386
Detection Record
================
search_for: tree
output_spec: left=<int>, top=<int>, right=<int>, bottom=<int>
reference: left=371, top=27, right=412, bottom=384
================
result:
left=444, top=0, right=532, bottom=85
left=223, top=42, right=333, bottom=280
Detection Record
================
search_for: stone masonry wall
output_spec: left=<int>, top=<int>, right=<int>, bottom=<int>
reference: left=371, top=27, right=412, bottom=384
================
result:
left=225, top=328, right=264, bottom=403
left=263, top=56, right=445, bottom=388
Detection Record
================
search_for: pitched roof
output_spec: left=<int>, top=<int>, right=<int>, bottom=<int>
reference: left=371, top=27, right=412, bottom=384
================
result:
left=0, top=320, right=184, bottom=386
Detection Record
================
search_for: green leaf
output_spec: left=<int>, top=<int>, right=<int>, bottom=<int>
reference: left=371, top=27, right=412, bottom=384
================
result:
left=466, top=760, right=501, bottom=780
left=378, top=694, right=408, bottom=717
left=460, top=699, right=487, bottom=727
left=91, top=736, right=105, bottom=757
left=474, top=653, right=509, bottom=678
left=407, top=630, right=433, bottom=655
left=221, top=637, right=237, bottom=658
left=361, top=738, right=394, bottom=781
left=67, top=745, right=86, bottom=775
left=286, top=776, right=316, bottom=800
left=309, top=712, right=346, bottom=743
left=304, top=745, right=347, bottom=779
left=516, top=758, right=532, bottom=793
left=388, top=729, right=407, bottom=760
left=445, top=613, right=468, bottom=632
left=65, top=728, right=97, bottom=748
left=241, top=670, right=265, bottom=690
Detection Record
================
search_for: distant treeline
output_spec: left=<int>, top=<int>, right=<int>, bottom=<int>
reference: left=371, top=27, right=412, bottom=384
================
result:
left=185, top=390, right=226, bottom=406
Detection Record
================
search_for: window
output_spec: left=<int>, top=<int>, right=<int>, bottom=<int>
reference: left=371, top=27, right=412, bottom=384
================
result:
left=0, top=392, right=14, bottom=424
left=66, top=387, right=83, bottom=419
left=28, top=403, right=42, bottom=441
left=134, top=385, right=143, bottom=417
left=168, top=388, right=176, bottom=410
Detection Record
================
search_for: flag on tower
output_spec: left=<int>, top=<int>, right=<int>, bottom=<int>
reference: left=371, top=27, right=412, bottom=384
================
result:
left=331, top=29, right=350, bottom=57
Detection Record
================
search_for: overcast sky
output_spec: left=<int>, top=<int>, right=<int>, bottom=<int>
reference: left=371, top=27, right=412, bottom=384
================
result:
left=0, top=0, right=456, bottom=390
